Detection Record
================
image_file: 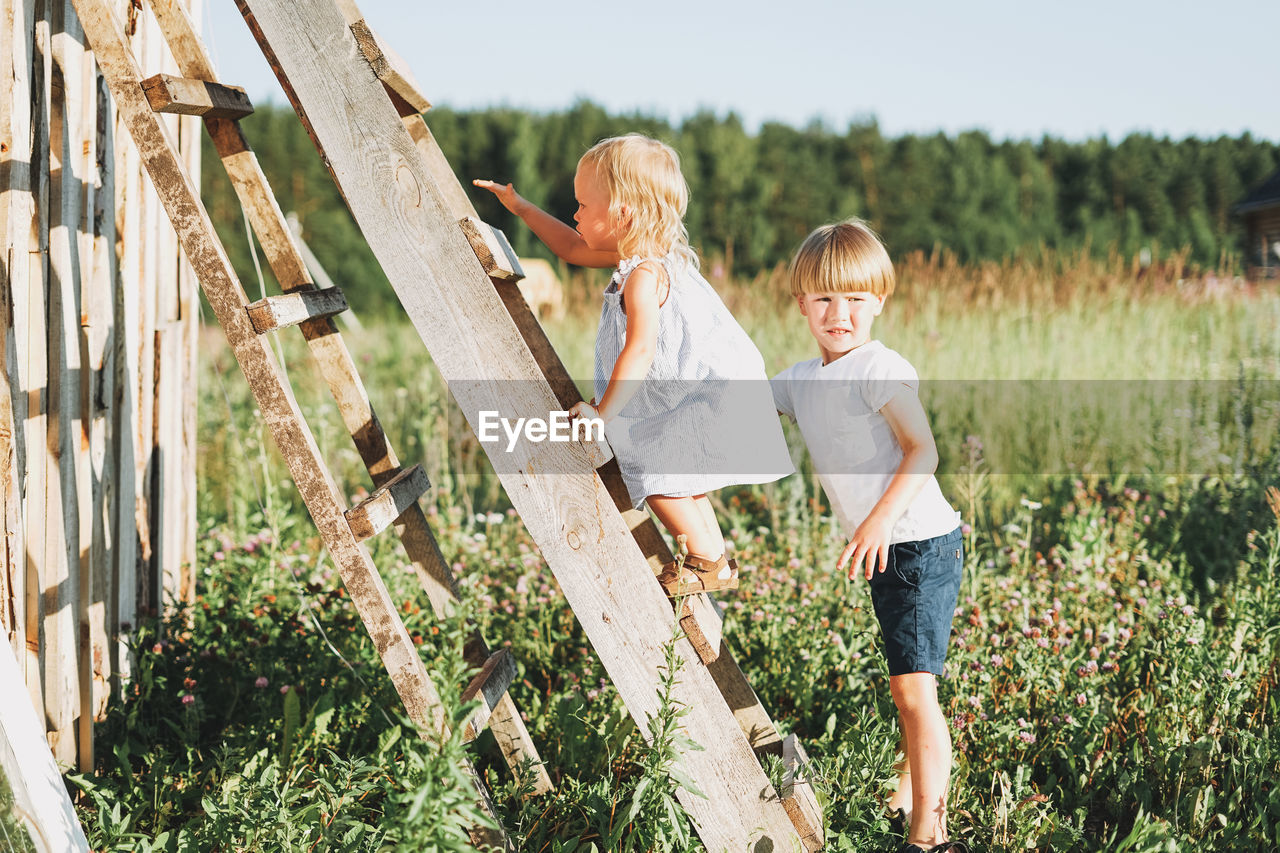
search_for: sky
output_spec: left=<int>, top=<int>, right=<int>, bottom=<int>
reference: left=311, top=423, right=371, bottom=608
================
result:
left=203, top=0, right=1280, bottom=143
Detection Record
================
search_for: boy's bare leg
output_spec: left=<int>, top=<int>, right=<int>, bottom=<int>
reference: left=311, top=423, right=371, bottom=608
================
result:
left=887, top=733, right=913, bottom=821
left=648, top=494, right=726, bottom=563
left=890, top=672, right=951, bottom=848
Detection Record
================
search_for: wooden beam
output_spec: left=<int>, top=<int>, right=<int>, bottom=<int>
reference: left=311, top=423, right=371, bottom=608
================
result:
left=344, top=464, right=431, bottom=542
left=780, top=734, right=825, bottom=851
left=140, top=73, right=254, bottom=119
left=234, top=1, right=803, bottom=846
left=460, top=648, right=517, bottom=742
left=245, top=287, right=349, bottom=333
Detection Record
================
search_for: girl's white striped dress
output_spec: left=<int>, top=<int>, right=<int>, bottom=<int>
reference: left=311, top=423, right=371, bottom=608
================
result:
left=594, top=253, right=794, bottom=508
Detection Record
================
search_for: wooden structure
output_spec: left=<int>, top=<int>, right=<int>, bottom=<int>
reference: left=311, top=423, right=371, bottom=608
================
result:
left=0, top=638, right=90, bottom=852
left=68, top=0, right=558, bottom=846
left=2, top=0, right=201, bottom=773
left=1236, top=168, right=1280, bottom=279
left=232, top=0, right=825, bottom=849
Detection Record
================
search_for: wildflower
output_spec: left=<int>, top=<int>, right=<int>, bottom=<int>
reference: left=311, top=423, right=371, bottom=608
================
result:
left=473, top=513, right=487, bottom=524
left=787, top=557, right=802, bottom=569
left=1075, top=693, right=1087, bottom=706
left=990, top=654, right=1004, bottom=667
left=1065, top=714, right=1076, bottom=725
left=1020, top=497, right=1043, bottom=510
left=486, top=512, right=504, bottom=525
left=213, top=550, right=225, bottom=561
left=1221, top=669, right=1236, bottom=680
left=280, top=685, right=291, bottom=695
left=961, top=523, right=972, bottom=536
left=1181, top=605, right=1195, bottom=618
left=255, top=676, right=269, bottom=689
left=181, top=694, right=195, bottom=706
left=967, top=695, right=981, bottom=708
left=151, top=643, right=163, bottom=654
left=1018, top=732, right=1036, bottom=744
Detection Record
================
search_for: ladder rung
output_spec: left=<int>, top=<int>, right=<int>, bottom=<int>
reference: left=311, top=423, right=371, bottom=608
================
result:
left=459, top=217, right=524, bottom=282
left=140, top=73, right=254, bottom=119
left=461, top=649, right=517, bottom=742
left=245, top=287, right=350, bottom=333
left=345, top=465, right=431, bottom=542
left=346, top=17, right=431, bottom=114
left=679, top=592, right=722, bottom=664
left=780, top=735, right=824, bottom=852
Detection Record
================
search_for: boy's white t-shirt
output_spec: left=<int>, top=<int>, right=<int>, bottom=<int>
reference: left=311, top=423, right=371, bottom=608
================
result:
left=771, top=340, right=960, bottom=544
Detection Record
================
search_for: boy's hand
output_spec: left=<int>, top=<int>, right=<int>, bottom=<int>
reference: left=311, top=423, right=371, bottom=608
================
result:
left=472, top=179, right=526, bottom=216
left=837, top=516, right=894, bottom=581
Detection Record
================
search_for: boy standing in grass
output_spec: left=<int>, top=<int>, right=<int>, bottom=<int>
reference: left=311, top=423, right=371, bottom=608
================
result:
left=770, top=220, right=967, bottom=853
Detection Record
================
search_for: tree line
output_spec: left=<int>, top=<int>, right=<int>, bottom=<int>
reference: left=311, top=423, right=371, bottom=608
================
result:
left=201, top=100, right=1280, bottom=315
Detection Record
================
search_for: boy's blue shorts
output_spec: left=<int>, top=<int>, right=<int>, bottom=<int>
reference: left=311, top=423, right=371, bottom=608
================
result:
left=868, top=526, right=964, bottom=677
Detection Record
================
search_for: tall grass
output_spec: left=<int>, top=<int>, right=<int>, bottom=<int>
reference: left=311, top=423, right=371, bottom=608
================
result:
left=138, top=254, right=1280, bottom=851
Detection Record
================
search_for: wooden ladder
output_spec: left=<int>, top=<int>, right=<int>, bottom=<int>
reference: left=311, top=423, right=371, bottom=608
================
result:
left=68, top=0, right=554, bottom=847
left=231, top=0, right=826, bottom=849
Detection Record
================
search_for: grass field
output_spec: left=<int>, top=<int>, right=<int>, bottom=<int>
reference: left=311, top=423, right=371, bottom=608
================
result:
left=71, top=252, right=1280, bottom=851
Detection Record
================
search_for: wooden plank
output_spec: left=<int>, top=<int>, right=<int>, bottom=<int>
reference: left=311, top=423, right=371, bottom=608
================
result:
left=344, top=464, right=430, bottom=542
left=458, top=216, right=523, bottom=282
left=780, top=734, right=825, bottom=851
left=176, top=54, right=201, bottom=608
left=110, top=0, right=141, bottom=691
left=245, top=287, right=348, bottom=333
left=332, top=0, right=430, bottom=114
left=0, top=639, right=91, bottom=852
left=50, top=0, right=90, bottom=771
left=460, top=648, right=516, bottom=742
left=1, top=0, right=30, bottom=660
left=234, top=2, right=803, bottom=846
left=140, top=73, right=253, bottom=119
left=23, top=0, right=52, bottom=750
left=81, top=49, right=115, bottom=736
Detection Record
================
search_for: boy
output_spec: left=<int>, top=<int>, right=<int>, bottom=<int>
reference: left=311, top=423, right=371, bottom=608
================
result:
left=771, top=220, right=967, bottom=853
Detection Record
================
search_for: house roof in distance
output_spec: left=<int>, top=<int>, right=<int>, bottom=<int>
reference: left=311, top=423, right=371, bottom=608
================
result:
left=1236, top=168, right=1280, bottom=214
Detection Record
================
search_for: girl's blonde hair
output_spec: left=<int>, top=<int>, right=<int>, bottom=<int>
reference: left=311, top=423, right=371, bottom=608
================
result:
left=578, top=134, right=696, bottom=266
left=789, top=219, right=895, bottom=297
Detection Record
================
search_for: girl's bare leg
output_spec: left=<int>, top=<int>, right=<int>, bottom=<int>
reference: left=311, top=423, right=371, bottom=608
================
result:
left=647, top=494, right=726, bottom=564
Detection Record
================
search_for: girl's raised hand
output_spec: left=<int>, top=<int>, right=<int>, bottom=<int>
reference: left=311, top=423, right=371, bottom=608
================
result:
left=472, top=179, right=525, bottom=216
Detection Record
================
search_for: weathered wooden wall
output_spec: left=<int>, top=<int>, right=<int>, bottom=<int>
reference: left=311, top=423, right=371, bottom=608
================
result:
left=1, top=0, right=200, bottom=772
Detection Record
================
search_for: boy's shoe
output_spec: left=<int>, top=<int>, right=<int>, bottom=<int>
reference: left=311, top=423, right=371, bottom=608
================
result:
left=897, top=842, right=970, bottom=853
left=657, top=553, right=739, bottom=597
left=886, top=807, right=907, bottom=837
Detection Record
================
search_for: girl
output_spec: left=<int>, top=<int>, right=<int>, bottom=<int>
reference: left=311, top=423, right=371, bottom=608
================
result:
left=474, top=134, right=792, bottom=595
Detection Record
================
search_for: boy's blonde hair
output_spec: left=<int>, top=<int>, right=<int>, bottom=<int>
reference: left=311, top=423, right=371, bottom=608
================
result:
left=578, top=134, right=696, bottom=266
left=789, top=219, right=895, bottom=297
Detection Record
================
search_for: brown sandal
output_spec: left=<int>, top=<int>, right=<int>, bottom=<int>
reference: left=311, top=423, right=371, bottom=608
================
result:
left=656, top=553, right=740, bottom=597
